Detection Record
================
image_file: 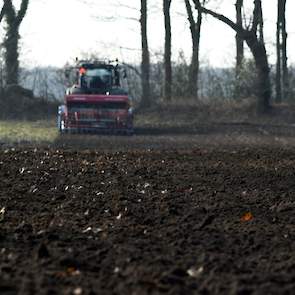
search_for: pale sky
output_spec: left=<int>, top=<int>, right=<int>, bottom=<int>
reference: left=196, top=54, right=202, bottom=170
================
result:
left=6, top=0, right=295, bottom=68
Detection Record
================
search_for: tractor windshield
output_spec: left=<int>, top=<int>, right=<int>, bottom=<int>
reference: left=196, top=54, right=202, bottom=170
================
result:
left=82, top=68, right=113, bottom=90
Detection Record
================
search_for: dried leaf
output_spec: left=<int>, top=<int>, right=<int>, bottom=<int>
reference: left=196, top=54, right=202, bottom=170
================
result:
left=187, top=266, right=204, bottom=278
left=67, top=267, right=80, bottom=276
left=82, top=227, right=102, bottom=234
left=82, top=227, right=92, bottom=233
left=0, top=207, right=5, bottom=222
left=93, top=228, right=103, bottom=234
left=73, top=287, right=83, bottom=295
left=55, top=267, right=81, bottom=278
left=241, top=212, right=253, bottom=222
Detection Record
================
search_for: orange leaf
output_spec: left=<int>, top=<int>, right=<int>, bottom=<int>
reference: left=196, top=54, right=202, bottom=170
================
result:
left=241, top=212, right=253, bottom=222
left=67, top=267, right=81, bottom=276
left=54, top=267, right=80, bottom=278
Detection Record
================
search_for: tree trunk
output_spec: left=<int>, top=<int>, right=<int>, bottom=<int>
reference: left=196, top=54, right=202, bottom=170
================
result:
left=257, top=0, right=264, bottom=43
left=245, top=34, right=271, bottom=112
left=140, top=0, right=151, bottom=108
left=184, top=0, right=201, bottom=99
left=281, top=0, right=289, bottom=100
left=235, top=0, right=244, bottom=75
left=4, top=26, right=19, bottom=85
left=235, top=0, right=244, bottom=99
left=2, top=0, right=29, bottom=86
left=163, top=0, right=172, bottom=101
left=276, top=0, right=288, bottom=103
left=276, top=0, right=282, bottom=103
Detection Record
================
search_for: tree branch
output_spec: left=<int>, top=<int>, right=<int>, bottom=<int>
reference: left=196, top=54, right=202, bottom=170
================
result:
left=192, top=0, right=244, bottom=34
left=2, top=0, right=17, bottom=28
left=0, top=2, right=6, bottom=23
left=16, top=0, right=29, bottom=26
left=122, top=62, right=141, bottom=77
left=185, top=0, right=196, bottom=35
left=251, top=0, right=261, bottom=33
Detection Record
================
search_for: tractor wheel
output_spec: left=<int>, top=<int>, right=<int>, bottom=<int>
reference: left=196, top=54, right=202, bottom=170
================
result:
left=58, top=119, right=66, bottom=134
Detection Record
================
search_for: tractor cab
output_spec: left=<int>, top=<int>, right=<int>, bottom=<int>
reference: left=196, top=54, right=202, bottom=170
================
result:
left=67, top=61, right=127, bottom=96
left=81, top=67, right=112, bottom=91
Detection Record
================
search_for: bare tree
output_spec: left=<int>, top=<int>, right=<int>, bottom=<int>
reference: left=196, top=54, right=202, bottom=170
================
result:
left=0, top=2, right=7, bottom=89
left=184, top=0, right=202, bottom=99
left=193, top=0, right=271, bottom=113
left=79, top=0, right=153, bottom=107
left=140, top=0, right=151, bottom=108
left=234, top=0, right=245, bottom=98
left=257, top=0, right=264, bottom=44
left=235, top=0, right=244, bottom=75
left=163, top=0, right=172, bottom=101
left=276, top=0, right=288, bottom=103
left=2, top=0, right=29, bottom=85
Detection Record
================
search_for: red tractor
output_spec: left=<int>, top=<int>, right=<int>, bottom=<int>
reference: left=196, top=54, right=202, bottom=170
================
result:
left=58, top=59, right=134, bottom=135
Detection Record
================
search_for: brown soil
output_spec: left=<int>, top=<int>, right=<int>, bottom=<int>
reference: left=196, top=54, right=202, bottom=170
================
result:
left=1, top=126, right=295, bottom=294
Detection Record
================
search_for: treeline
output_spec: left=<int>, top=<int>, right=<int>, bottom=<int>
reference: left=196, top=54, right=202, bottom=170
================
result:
left=0, top=0, right=59, bottom=120
left=138, top=0, right=291, bottom=112
left=125, top=57, right=295, bottom=105
left=0, top=0, right=293, bottom=114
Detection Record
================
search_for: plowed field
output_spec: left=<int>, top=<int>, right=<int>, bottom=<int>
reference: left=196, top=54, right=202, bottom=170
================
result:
left=1, top=128, right=295, bottom=294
